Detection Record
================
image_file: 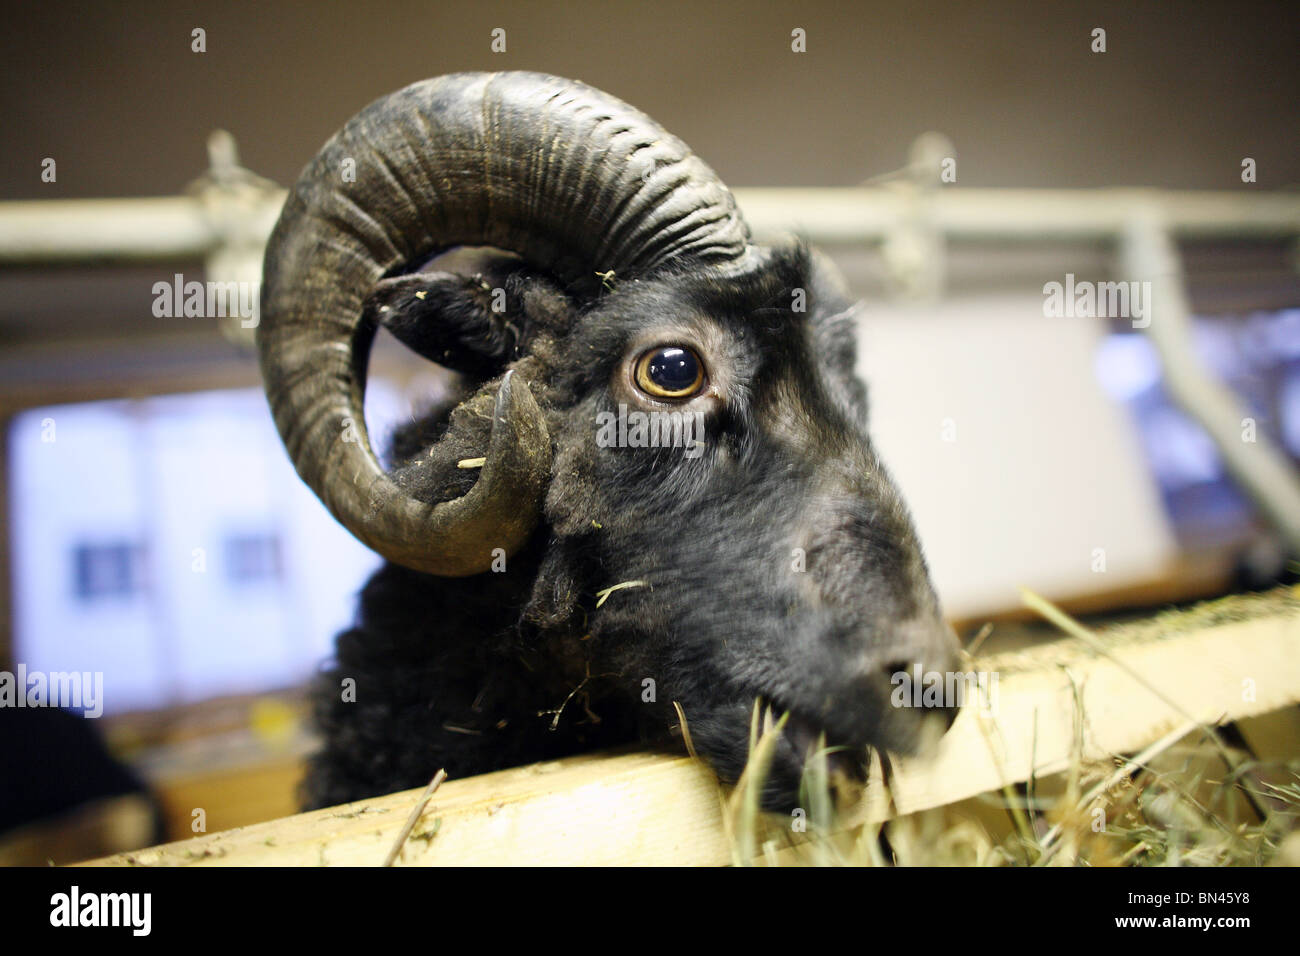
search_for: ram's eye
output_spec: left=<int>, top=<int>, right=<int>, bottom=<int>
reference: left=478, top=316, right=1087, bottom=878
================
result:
left=634, top=346, right=706, bottom=399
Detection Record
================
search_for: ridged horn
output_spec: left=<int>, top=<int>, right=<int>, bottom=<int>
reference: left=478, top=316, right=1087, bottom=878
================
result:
left=258, top=71, right=759, bottom=576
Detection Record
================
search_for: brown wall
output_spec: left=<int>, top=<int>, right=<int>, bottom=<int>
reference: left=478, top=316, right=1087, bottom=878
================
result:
left=2, top=0, right=1297, bottom=201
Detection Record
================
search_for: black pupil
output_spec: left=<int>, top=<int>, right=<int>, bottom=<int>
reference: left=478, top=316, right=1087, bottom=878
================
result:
left=647, top=348, right=699, bottom=392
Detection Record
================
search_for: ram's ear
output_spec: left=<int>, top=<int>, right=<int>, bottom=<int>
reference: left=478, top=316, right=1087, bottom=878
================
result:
left=806, top=249, right=870, bottom=422
left=363, top=271, right=523, bottom=378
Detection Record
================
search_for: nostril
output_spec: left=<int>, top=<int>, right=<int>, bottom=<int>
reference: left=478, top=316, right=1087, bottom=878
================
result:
left=882, top=660, right=911, bottom=682
left=877, top=660, right=914, bottom=702
left=879, top=655, right=965, bottom=715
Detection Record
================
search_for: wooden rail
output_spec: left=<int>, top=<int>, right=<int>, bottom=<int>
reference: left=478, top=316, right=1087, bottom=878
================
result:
left=80, top=589, right=1300, bottom=866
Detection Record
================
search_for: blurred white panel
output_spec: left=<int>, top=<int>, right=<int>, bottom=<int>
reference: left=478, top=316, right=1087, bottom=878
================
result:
left=8, top=385, right=398, bottom=714
left=9, top=405, right=166, bottom=712
left=855, top=294, right=1178, bottom=619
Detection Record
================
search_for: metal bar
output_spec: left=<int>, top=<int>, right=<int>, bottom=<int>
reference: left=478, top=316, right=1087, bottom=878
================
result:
left=0, top=197, right=233, bottom=262
left=1121, top=209, right=1300, bottom=554
left=1, top=188, right=1298, bottom=264
left=737, top=188, right=1300, bottom=242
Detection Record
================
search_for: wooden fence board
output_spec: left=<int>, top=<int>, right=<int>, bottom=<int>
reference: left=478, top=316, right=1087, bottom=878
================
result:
left=80, top=589, right=1300, bottom=866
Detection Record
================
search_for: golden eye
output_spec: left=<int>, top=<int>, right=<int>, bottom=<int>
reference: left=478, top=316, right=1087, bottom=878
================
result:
left=634, top=346, right=706, bottom=399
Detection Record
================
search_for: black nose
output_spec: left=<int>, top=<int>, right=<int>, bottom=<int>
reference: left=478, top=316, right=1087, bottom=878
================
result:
left=879, top=658, right=960, bottom=712
left=790, top=615, right=966, bottom=753
left=878, top=622, right=965, bottom=734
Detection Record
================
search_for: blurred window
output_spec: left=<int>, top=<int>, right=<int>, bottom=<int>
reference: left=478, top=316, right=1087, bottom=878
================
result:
left=1097, top=308, right=1300, bottom=549
left=223, top=533, right=282, bottom=584
left=73, top=542, right=148, bottom=601
left=7, top=383, right=406, bottom=714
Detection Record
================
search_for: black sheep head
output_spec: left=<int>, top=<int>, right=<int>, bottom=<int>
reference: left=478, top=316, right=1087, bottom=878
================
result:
left=259, top=72, right=960, bottom=809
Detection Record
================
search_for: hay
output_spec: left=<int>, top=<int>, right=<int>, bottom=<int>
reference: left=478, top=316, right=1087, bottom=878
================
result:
left=725, top=589, right=1300, bottom=866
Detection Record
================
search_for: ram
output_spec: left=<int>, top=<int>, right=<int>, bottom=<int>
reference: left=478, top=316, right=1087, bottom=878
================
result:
left=257, top=72, right=959, bottom=811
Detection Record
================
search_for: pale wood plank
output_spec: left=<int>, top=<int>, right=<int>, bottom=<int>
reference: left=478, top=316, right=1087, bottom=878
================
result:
left=80, top=588, right=1300, bottom=866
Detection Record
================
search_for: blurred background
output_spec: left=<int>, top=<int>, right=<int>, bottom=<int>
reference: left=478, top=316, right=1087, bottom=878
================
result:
left=1, top=0, right=1297, bottom=862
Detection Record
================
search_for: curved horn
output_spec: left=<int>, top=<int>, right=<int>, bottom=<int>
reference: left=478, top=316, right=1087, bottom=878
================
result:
left=258, top=71, right=758, bottom=576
